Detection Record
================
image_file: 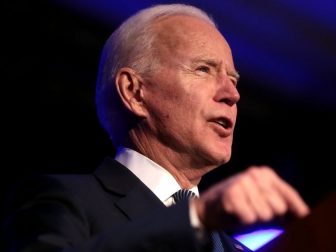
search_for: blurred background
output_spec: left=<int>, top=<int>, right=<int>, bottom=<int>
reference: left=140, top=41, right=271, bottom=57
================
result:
left=3, top=0, right=335, bottom=238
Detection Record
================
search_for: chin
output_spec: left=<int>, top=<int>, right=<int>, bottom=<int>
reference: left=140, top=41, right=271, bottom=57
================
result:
left=217, top=154, right=231, bottom=166
left=195, top=137, right=233, bottom=167
left=213, top=144, right=232, bottom=164
left=205, top=148, right=232, bottom=167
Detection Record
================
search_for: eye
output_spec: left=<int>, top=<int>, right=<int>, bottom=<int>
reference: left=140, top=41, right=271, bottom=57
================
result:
left=228, top=71, right=240, bottom=87
left=196, top=65, right=210, bottom=73
left=230, top=77, right=238, bottom=87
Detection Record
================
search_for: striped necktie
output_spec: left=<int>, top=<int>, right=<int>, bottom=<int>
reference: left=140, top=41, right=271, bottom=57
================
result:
left=172, top=189, right=224, bottom=252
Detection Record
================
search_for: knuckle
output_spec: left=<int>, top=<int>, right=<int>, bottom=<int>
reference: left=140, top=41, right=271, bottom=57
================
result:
left=226, top=185, right=241, bottom=198
left=242, top=212, right=257, bottom=224
left=260, top=209, right=273, bottom=222
left=275, top=203, right=287, bottom=215
left=247, top=166, right=259, bottom=175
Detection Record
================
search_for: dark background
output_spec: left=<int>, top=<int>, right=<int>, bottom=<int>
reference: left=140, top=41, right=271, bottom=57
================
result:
left=3, top=0, right=335, bottom=221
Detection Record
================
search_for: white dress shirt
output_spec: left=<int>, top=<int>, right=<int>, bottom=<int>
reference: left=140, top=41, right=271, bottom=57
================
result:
left=115, top=147, right=199, bottom=205
left=114, top=147, right=202, bottom=229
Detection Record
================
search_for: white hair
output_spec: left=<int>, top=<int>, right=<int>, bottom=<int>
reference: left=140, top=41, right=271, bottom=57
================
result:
left=96, top=4, right=216, bottom=147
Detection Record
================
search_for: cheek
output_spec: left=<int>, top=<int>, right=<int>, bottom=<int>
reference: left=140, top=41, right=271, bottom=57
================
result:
left=144, top=91, right=185, bottom=131
left=232, top=106, right=238, bottom=124
left=156, top=89, right=194, bottom=116
left=159, top=97, right=201, bottom=138
left=144, top=78, right=205, bottom=130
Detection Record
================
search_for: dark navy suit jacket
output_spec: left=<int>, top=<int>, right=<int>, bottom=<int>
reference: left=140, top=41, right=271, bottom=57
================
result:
left=1, top=157, right=251, bottom=252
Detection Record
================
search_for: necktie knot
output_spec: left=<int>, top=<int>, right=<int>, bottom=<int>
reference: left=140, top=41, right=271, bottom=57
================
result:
left=172, top=189, right=225, bottom=252
left=172, top=189, right=196, bottom=202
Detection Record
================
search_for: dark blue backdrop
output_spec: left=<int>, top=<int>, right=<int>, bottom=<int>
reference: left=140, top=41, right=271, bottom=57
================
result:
left=3, top=0, right=335, bottom=230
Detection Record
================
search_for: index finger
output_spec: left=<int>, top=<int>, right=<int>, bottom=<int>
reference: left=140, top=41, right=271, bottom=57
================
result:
left=270, top=171, right=310, bottom=217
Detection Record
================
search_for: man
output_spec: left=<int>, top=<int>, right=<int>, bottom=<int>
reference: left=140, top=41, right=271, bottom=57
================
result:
left=1, top=4, right=309, bottom=252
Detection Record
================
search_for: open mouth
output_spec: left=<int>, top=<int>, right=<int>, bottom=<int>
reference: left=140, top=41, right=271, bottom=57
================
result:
left=212, top=117, right=233, bottom=130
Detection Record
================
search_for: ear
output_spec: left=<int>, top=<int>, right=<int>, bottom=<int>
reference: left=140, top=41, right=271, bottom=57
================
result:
left=115, top=67, right=147, bottom=117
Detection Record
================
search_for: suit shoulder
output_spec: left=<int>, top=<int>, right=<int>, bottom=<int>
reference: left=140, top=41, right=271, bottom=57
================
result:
left=3, top=173, right=97, bottom=210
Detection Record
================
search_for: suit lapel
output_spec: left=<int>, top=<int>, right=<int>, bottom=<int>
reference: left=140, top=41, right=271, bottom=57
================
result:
left=94, top=156, right=165, bottom=220
left=94, top=157, right=253, bottom=251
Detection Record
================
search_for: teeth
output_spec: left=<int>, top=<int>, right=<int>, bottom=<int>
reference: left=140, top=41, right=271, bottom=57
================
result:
left=216, top=119, right=227, bottom=128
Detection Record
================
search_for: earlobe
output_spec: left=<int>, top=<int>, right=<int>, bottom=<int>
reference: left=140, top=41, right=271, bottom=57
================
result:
left=115, top=68, right=147, bottom=117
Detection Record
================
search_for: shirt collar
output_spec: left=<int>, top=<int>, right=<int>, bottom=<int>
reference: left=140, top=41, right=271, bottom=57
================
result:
left=115, top=147, right=199, bottom=203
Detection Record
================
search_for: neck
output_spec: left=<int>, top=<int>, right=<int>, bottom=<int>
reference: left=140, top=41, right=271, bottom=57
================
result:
left=127, top=129, right=214, bottom=189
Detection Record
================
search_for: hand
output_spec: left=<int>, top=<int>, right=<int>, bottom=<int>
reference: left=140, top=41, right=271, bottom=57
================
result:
left=193, top=166, right=310, bottom=231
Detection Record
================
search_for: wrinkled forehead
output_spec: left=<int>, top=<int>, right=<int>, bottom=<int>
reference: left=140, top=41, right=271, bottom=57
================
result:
left=151, top=15, right=234, bottom=66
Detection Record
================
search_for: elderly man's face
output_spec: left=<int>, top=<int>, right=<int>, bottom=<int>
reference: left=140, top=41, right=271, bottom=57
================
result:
left=142, top=15, right=240, bottom=169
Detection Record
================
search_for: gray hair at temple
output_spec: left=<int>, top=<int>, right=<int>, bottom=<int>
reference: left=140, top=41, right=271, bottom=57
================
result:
left=95, top=4, right=216, bottom=147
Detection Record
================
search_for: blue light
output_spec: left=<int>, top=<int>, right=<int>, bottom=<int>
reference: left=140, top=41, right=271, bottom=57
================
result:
left=233, top=228, right=284, bottom=251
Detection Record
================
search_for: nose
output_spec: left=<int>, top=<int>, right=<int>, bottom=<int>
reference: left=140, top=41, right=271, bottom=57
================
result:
left=214, top=76, right=240, bottom=106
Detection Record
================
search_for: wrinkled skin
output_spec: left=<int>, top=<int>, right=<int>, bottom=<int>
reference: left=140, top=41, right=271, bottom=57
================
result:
left=116, top=15, right=310, bottom=232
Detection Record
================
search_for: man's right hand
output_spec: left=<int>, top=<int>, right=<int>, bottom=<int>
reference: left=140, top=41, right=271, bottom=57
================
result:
left=193, top=166, right=310, bottom=231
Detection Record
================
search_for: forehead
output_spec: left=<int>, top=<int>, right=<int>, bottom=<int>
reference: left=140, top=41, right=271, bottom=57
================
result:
left=152, top=15, right=234, bottom=66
